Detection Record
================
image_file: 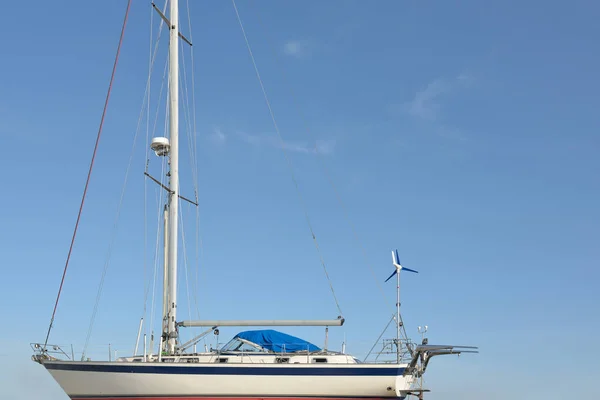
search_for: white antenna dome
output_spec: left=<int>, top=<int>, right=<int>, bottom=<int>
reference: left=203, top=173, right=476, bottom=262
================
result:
left=150, top=137, right=170, bottom=156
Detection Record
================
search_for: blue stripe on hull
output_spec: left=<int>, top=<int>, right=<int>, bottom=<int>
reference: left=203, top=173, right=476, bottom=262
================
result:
left=69, top=397, right=406, bottom=400
left=45, top=363, right=406, bottom=376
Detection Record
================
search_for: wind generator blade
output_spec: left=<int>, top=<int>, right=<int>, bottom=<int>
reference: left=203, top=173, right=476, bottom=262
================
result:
left=385, top=269, right=398, bottom=282
left=402, top=266, right=419, bottom=274
left=391, top=249, right=417, bottom=273
left=391, top=250, right=399, bottom=266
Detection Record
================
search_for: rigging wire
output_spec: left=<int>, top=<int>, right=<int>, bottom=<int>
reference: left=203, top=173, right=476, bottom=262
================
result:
left=84, top=0, right=174, bottom=358
left=148, top=157, right=168, bottom=350
left=240, top=4, right=412, bottom=344
left=82, top=21, right=158, bottom=360
left=247, top=5, right=404, bottom=324
left=179, top=202, right=194, bottom=327
left=179, top=39, right=197, bottom=189
left=262, top=10, right=410, bottom=345
left=142, top=1, right=153, bottom=347
left=176, top=0, right=203, bottom=337
left=246, top=8, right=408, bottom=346
left=231, top=0, right=343, bottom=317
left=43, top=0, right=133, bottom=351
left=178, top=62, right=201, bottom=338
left=143, top=27, right=172, bottom=345
left=257, top=6, right=392, bottom=305
left=142, top=55, right=170, bottom=345
left=184, top=0, right=205, bottom=325
left=148, top=99, right=171, bottom=345
left=179, top=56, right=202, bottom=323
left=142, top=0, right=168, bottom=329
left=142, top=0, right=169, bottom=313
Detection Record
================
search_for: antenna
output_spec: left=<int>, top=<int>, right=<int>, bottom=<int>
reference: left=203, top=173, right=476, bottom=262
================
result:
left=150, top=137, right=170, bottom=156
left=416, top=325, right=430, bottom=398
left=418, top=325, right=428, bottom=344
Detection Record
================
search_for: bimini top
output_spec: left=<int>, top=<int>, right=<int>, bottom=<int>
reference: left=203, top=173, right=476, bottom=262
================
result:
left=233, top=329, right=321, bottom=353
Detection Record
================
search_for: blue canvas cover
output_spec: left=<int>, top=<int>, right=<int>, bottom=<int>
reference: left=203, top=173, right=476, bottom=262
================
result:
left=234, top=329, right=321, bottom=353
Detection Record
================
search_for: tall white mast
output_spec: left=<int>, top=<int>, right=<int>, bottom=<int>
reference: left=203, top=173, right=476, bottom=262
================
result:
left=166, top=0, right=180, bottom=355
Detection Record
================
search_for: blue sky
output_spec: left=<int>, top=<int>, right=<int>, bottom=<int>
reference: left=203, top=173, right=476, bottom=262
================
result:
left=1, top=0, right=599, bottom=399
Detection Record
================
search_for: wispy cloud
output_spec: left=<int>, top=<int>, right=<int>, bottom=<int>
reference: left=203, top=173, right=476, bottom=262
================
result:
left=386, top=73, right=475, bottom=143
left=313, top=139, right=336, bottom=155
left=406, top=79, right=449, bottom=120
left=283, top=40, right=310, bottom=58
left=210, top=127, right=226, bottom=145
left=283, top=21, right=362, bottom=59
left=402, top=73, right=474, bottom=121
left=238, top=131, right=335, bottom=155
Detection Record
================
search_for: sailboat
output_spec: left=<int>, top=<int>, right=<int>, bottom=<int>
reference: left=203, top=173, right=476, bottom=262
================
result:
left=31, top=1, right=477, bottom=399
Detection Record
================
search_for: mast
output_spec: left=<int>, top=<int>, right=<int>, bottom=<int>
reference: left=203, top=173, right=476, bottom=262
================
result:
left=166, top=0, right=180, bottom=354
left=396, top=267, right=401, bottom=363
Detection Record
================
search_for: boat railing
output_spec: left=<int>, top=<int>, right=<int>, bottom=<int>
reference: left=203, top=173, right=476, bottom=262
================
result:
left=31, top=341, right=341, bottom=364
left=364, top=337, right=416, bottom=364
left=32, top=342, right=135, bottom=363
left=31, top=343, right=73, bottom=363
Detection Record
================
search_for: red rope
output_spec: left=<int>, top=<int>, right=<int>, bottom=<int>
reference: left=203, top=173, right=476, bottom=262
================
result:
left=43, top=0, right=133, bottom=350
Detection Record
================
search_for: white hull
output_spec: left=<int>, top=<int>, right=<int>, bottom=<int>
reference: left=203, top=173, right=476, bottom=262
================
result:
left=43, top=361, right=415, bottom=400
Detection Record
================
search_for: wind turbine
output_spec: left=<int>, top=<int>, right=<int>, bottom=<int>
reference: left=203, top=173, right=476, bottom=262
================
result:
left=385, top=249, right=418, bottom=282
left=385, top=249, right=418, bottom=363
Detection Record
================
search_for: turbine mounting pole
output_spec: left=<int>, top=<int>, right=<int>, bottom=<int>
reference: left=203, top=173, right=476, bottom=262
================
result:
left=386, top=250, right=418, bottom=364
left=396, top=261, right=401, bottom=363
